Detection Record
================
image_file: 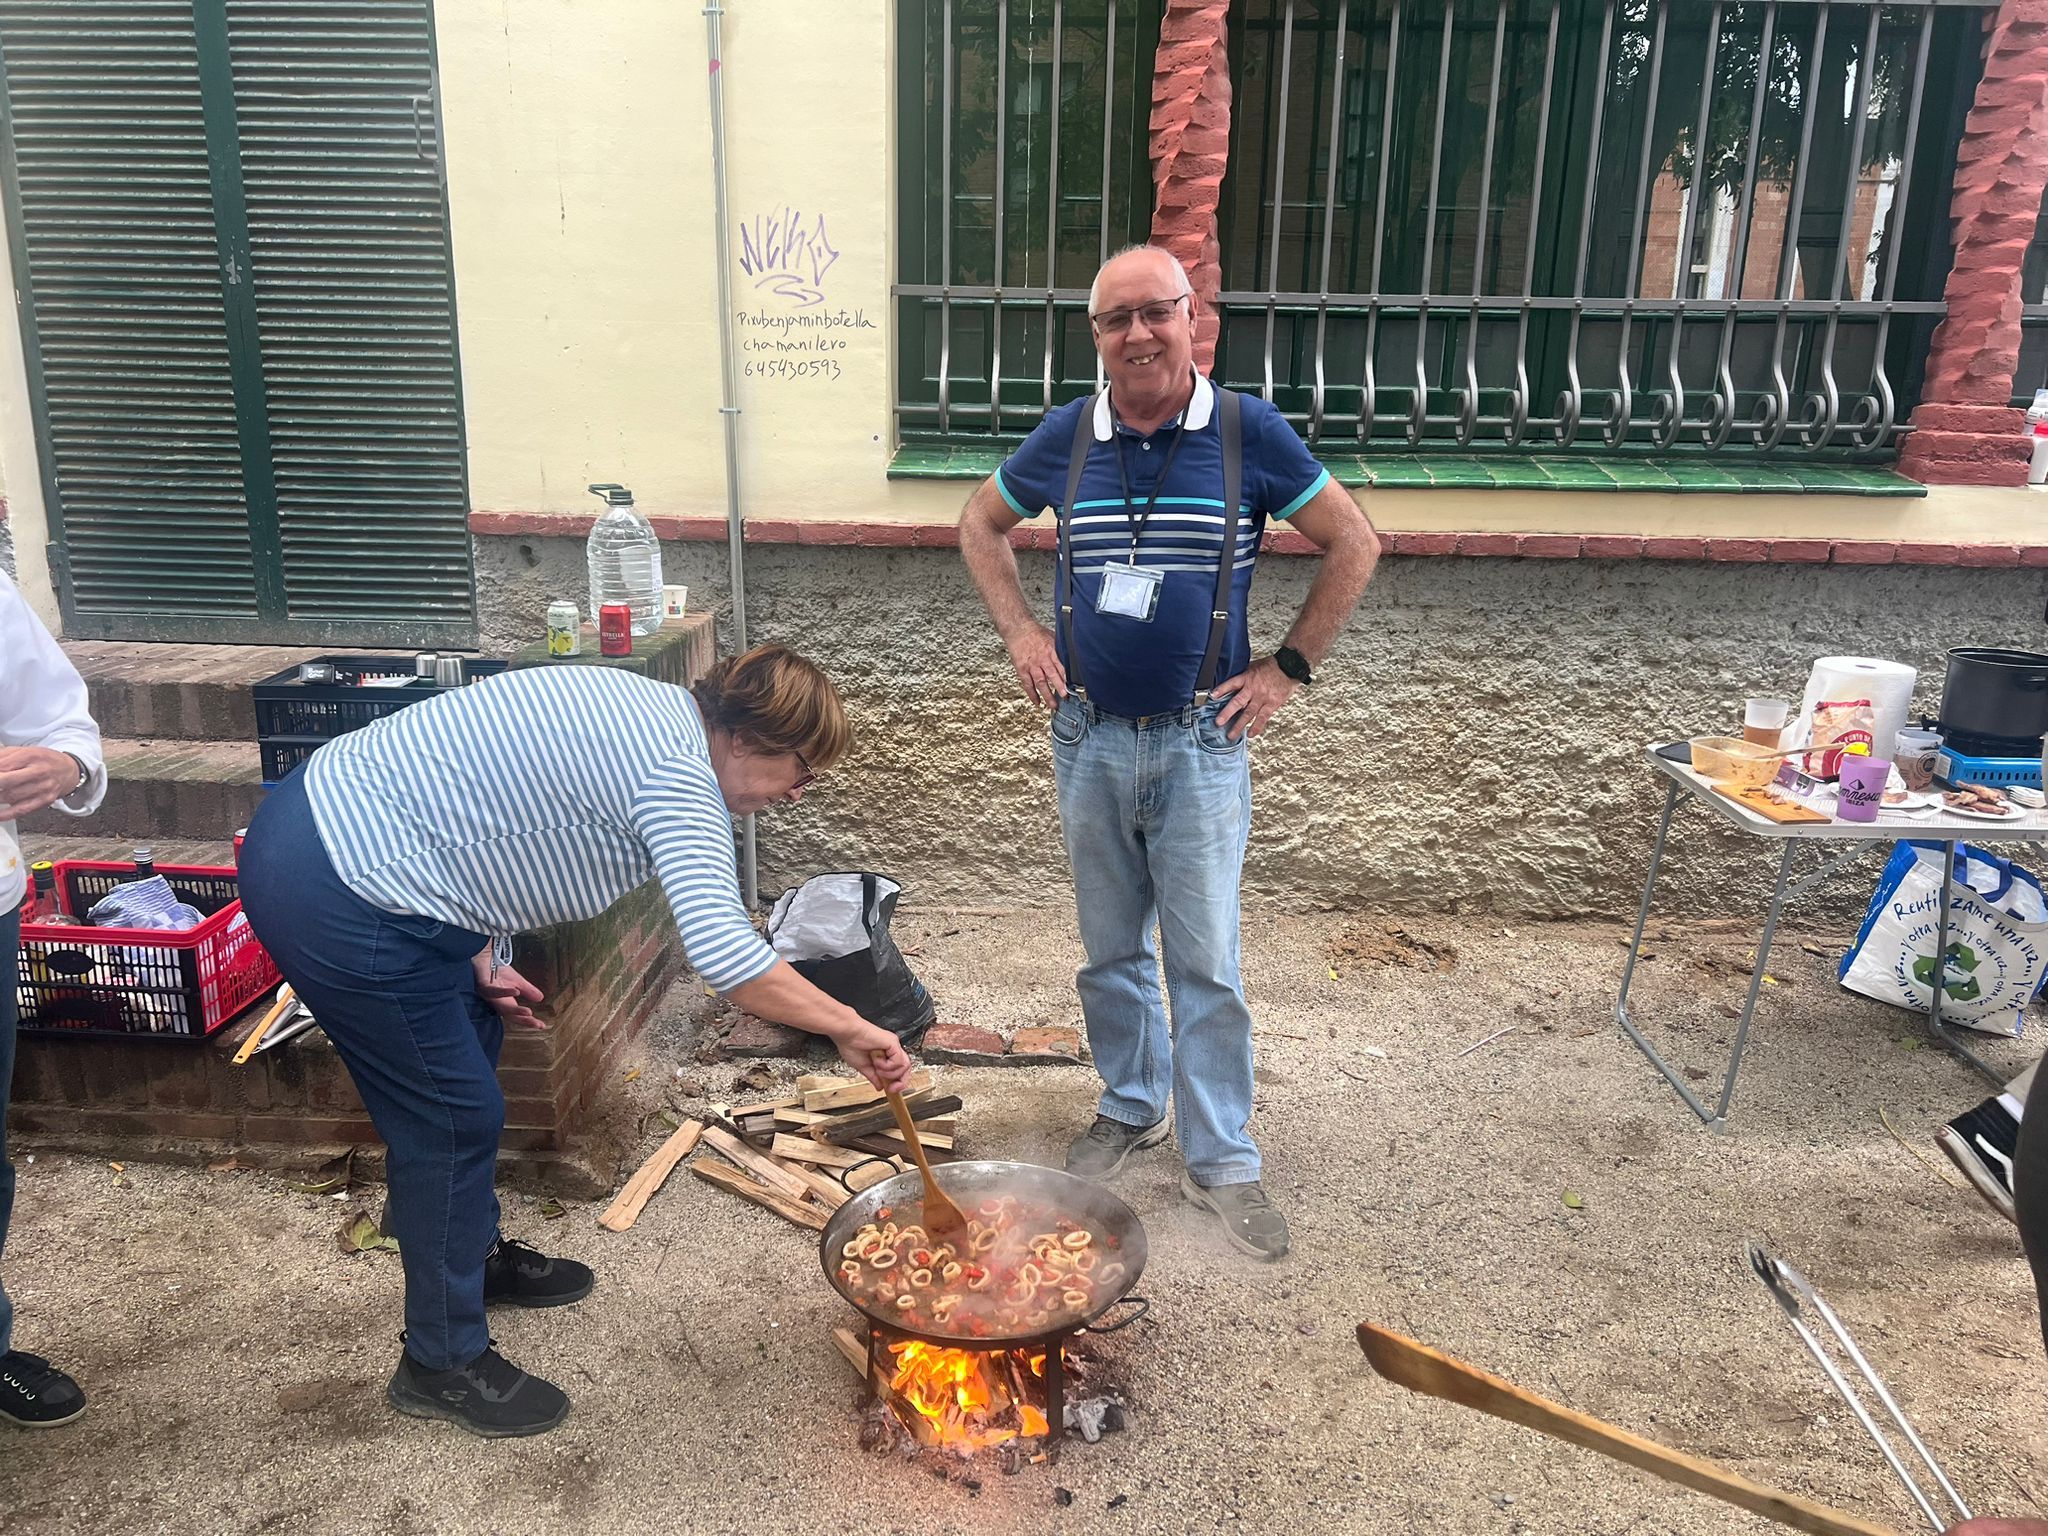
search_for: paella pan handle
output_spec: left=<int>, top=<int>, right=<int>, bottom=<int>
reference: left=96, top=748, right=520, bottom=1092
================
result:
left=1079, top=1294, right=1151, bottom=1334
left=830, top=1154, right=898, bottom=1196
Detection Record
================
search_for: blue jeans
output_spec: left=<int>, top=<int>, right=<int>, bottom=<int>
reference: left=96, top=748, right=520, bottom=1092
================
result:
left=236, top=769, right=503, bottom=1372
left=1050, top=691, right=1259, bottom=1186
left=1, top=907, right=17, bottom=1357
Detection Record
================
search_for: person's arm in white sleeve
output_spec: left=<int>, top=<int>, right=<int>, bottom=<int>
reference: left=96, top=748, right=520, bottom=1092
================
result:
left=0, top=570, right=104, bottom=820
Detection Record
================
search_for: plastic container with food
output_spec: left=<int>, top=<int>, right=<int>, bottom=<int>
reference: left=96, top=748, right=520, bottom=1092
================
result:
left=1688, top=735, right=1782, bottom=790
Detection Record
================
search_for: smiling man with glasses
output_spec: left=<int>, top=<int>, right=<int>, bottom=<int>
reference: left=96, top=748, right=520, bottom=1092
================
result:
left=958, top=244, right=1381, bottom=1261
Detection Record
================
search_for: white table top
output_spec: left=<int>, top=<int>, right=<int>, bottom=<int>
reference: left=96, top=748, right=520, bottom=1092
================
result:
left=1644, top=744, right=2048, bottom=843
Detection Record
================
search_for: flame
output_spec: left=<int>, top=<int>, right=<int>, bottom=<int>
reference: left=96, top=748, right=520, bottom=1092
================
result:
left=886, top=1341, right=1054, bottom=1453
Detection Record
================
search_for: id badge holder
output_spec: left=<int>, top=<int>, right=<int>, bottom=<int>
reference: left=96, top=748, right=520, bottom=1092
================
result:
left=1096, top=560, right=1163, bottom=622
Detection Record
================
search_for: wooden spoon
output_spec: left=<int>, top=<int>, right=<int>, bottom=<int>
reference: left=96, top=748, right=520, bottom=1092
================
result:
left=884, top=1089, right=968, bottom=1237
left=1356, top=1323, right=1902, bottom=1536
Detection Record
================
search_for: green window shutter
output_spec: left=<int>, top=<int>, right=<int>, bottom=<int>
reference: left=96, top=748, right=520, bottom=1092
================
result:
left=224, top=0, right=475, bottom=635
left=0, top=0, right=264, bottom=627
left=0, top=0, right=474, bottom=645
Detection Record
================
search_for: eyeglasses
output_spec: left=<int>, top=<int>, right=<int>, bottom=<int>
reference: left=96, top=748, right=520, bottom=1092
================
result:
left=790, top=750, right=818, bottom=792
left=1089, top=294, right=1188, bottom=335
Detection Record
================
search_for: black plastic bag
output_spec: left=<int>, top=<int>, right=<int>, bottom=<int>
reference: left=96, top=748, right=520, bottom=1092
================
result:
left=766, top=873, right=935, bottom=1044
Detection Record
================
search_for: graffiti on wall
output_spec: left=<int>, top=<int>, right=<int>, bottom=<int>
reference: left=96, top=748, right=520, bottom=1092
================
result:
left=734, top=206, right=876, bottom=384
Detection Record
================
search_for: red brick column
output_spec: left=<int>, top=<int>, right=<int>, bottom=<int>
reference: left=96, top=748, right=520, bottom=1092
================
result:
left=1898, top=0, right=2048, bottom=486
left=1149, top=0, right=1232, bottom=370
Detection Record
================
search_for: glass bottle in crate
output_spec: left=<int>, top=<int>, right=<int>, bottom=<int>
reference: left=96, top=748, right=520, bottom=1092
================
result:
left=26, top=860, right=64, bottom=924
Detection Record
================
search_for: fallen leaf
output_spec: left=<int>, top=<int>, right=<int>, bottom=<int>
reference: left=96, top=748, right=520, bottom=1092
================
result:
left=538, top=1196, right=568, bottom=1220
left=1562, top=1190, right=1585, bottom=1210
left=1327, top=966, right=1339, bottom=982
left=622, top=1067, right=641, bottom=1084
left=287, top=1149, right=355, bottom=1196
left=336, top=1210, right=400, bottom=1255
left=208, top=1155, right=255, bottom=1175
left=674, top=1077, right=706, bottom=1098
left=1718, top=1002, right=1742, bottom=1019
left=1761, top=975, right=1779, bottom=986
left=1684, top=1067, right=1709, bottom=1082
left=737, top=1062, right=778, bottom=1092
left=1800, top=941, right=1826, bottom=957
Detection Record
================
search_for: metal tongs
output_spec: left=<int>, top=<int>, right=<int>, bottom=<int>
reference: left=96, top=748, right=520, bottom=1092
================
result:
left=1747, top=1241, right=1971, bottom=1531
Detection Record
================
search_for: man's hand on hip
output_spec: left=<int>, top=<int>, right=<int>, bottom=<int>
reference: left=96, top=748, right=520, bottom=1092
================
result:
left=1004, top=623, right=1069, bottom=710
left=1211, top=658, right=1300, bottom=741
left=0, top=746, right=83, bottom=820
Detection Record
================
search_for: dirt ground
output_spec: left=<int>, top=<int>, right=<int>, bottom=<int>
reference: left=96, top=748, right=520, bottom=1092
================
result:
left=1, top=906, right=2042, bottom=1536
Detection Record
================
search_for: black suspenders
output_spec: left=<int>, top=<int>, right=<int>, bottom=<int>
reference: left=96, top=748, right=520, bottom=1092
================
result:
left=1056, top=384, right=1244, bottom=705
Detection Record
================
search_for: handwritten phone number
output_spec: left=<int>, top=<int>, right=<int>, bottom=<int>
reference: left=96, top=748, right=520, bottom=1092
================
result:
left=744, top=358, right=843, bottom=381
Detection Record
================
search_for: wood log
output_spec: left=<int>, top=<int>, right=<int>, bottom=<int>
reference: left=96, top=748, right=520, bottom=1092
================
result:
left=700, top=1126, right=813, bottom=1203
left=832, top=1326, right=871, bottom=1380
left=774, top=1106, right=831, bottom=1129
left=692, top=1161, right=827, bottom=1231
left=811, top=1094, right=964, bottom=1147
left=874, top=1127, right=955, bottom=1151
left=783, top=1161, right=854, bottom=1209
left=730, top=1094, right=800, bottom=1117
left=597, top=1119, right=705, bottom=1232
left=802, top=1069, right=936, bottom=1114
left=781, top=1105, right=956, bottom=1136
left=847, top=1133, right=959, bottom=1164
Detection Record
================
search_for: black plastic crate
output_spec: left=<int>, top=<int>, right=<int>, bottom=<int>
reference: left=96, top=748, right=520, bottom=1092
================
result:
left=252, top=653, right=506, bottom=784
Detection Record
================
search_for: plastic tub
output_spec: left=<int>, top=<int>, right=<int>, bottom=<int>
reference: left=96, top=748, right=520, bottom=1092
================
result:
left=1688, top=736, right=1781, bottom=790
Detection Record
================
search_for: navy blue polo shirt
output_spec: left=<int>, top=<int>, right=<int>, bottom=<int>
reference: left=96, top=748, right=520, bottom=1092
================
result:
left=994, top=373, right=1330, bottom=719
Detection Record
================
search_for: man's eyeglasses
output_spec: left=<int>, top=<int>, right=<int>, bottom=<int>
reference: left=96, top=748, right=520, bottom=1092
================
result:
left=791, top=751, right=818, bottom=792
left=1089, top=294, right=1188, bottom=335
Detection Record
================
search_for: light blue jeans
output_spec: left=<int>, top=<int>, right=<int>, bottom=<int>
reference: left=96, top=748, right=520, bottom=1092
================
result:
left=1050, top=691, right=1260, bottom=1187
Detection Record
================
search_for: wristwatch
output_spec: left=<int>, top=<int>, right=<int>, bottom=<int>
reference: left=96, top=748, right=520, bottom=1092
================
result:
left=62, top=752, right=90, bottom=794
left=1274, top=645, right=1314, bottom=686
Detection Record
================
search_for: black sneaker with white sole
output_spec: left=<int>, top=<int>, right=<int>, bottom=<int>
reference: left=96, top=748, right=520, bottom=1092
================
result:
left=1064, top=1113, right=1171, bottom=1181
left=0, top=1351, right=86, bottom=1429
left=1181, top=1174, right=1292, bottom=1261
left=1937, top=1096, right=2019, bottom=1225
left=386, top=1341, right=570, bottom=1438
left=483, top=1236, right=594, bottom=1308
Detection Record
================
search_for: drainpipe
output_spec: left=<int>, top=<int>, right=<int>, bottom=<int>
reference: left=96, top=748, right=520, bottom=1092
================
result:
left=704, top=0, right=757, bottom=908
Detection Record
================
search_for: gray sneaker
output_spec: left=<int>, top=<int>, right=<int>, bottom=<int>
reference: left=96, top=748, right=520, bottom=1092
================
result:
left=1181, top=1173, right=1290, bottom=1261
left=1064, top=1114, right=1170, bottom=1180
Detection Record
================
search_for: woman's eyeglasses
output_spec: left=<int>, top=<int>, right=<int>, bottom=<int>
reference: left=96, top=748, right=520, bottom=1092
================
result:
left=791, top=751, right=818, bottom=791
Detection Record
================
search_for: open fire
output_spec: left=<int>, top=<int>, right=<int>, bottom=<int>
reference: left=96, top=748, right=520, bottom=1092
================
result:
left=886, top=1338, right=1052, bottom=1453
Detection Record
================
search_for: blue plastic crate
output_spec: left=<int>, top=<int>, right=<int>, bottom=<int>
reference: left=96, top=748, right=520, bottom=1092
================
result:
left=1935, top=747, right=2042, bottom=789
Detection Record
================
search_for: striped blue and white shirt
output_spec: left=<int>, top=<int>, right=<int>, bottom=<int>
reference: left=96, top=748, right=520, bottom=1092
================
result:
left=304, top=666, right=776, bottom=993
left=993, top=373, right=1330, bottom=718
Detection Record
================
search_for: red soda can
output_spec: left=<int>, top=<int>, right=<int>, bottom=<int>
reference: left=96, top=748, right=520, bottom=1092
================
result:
left=599, top=603, right=632, bottom=656
left=233, top=827, right=248, bottom=864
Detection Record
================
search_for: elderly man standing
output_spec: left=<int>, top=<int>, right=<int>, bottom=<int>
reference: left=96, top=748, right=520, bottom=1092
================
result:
left=0, top=569, right=105, bottom=1425
left=959, top=245, right=1379, bottom=1260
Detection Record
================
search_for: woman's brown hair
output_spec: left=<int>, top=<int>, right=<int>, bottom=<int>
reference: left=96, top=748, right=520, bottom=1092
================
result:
left=689, top=643, right=853, bottom=771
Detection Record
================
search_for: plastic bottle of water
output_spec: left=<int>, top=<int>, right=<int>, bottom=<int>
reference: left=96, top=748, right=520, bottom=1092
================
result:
left=585, top=482, right=663, bottom=636
left=2026, top=390, right=2048, bottom=487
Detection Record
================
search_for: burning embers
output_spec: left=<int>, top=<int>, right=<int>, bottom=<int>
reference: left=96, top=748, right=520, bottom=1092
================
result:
left=838, top=1324, right=1129, bottom=1463
left=888, top=1339, right=1051, bottom=1452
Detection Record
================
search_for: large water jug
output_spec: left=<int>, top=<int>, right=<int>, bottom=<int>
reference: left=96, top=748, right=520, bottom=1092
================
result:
left=585, top=482, right=663, bottom=636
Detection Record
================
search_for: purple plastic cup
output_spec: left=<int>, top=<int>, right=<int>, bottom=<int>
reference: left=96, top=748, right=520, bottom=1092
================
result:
left=1836, top=753, right=1890, bottom=823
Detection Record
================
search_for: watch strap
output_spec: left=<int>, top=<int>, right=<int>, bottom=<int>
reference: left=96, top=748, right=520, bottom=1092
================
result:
left=1275, top=645, right=1314, bottom=685
left=63, top=752, right=91, bottom=794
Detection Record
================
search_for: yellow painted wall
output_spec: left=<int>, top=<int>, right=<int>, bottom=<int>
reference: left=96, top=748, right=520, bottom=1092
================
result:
left=437, top=0, right=901, bottom=522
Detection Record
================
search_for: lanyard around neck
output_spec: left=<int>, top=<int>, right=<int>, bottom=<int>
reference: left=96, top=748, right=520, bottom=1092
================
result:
left=1110, top=419, right=1189, bottom=556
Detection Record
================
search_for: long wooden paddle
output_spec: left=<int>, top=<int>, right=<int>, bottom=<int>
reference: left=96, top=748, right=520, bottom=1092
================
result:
left=883, top=1089, right=967, bottom=1237
left=1356, top=1323, right=1904, bottom=1536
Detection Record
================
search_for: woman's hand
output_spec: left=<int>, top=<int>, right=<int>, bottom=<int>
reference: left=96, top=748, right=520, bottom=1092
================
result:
left=0, top=746, right=83, bottom=820
left=472, top=952, right=547, bottom=1030
left=834, top=1016, right=915, bottom=1094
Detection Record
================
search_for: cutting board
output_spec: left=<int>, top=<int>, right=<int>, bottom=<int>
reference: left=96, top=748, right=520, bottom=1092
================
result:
left=1710, top=783, right=1831, bottom=824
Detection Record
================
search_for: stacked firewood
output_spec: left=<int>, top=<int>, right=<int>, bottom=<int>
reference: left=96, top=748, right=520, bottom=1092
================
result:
left=597, top=1069, right=961, bottom=1233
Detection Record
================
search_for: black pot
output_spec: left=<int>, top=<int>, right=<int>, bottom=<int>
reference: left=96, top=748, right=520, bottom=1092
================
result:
left=1939, top=648, right=2048, bottom=747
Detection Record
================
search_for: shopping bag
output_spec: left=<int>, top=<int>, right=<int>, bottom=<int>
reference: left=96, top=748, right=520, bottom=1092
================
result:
left=1838, top=841, right=2048, bottom=1036
left=765, top=872, right=936, bottom=1044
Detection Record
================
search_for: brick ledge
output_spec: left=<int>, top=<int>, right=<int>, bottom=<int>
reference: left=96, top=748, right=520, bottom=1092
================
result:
left=469, top=511, right=2039, bottom=568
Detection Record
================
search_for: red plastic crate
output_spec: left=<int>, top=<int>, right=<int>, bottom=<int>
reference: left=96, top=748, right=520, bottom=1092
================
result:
left=15, top=862, right=280, bottom=1040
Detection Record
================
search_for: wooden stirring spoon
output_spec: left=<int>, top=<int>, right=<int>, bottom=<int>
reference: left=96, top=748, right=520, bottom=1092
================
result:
left=884, top=1089, right=968, bottom=1237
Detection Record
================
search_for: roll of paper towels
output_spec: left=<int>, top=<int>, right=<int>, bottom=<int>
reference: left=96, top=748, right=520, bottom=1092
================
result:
left=1796, top=657, right=1917, bottom=762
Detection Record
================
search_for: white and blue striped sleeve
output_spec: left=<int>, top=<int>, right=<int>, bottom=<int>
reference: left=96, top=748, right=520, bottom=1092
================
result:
left=629, top=759, right=778, bottom=993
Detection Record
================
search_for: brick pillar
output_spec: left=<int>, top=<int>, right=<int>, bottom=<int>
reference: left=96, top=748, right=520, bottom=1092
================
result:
left=1898, top=0, right=2048, bottom=486
left=1149, top=0, right=1232, bottom=371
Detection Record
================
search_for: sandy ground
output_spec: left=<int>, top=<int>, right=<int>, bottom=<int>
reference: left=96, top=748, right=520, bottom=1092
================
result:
left=1, top=906, right=2043, bottom=1536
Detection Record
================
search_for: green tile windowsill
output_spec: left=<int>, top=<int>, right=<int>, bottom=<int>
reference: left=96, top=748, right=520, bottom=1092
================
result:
left=886, top=445, right=1927, bottom=498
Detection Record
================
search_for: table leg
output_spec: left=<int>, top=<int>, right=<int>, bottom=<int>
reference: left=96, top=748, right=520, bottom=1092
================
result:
left=1615, top=782, right=1680, bottom=1022
left=1920, top=839, right=2005, bottom=1087
left=1616, top=826, right=1796, bottom=1133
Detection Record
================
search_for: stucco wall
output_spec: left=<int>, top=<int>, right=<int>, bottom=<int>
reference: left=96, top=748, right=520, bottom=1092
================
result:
left=474, top=532, right=2044, bottom=919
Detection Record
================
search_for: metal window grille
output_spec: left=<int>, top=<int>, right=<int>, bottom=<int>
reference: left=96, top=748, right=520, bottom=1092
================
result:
left=898, top=0, right=1989, bottom=460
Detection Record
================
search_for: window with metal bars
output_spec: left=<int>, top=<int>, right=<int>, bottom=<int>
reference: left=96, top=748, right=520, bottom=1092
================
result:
left=895, top=0, right=1163, bottom=450
left=897, top=0, right=1986, bottom=463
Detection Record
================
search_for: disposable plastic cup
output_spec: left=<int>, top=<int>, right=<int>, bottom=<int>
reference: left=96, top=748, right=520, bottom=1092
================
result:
left=1836, top=754, right=1890, bottom=823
